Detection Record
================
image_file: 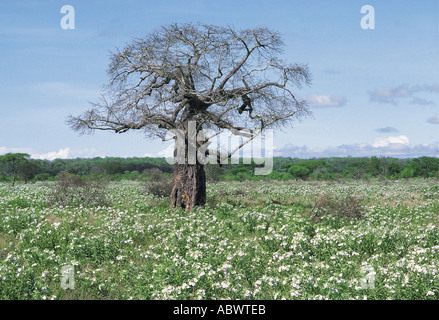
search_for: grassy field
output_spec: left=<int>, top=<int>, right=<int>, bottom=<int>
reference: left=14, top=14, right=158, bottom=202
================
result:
left=0, top=179, right=438, bottom=300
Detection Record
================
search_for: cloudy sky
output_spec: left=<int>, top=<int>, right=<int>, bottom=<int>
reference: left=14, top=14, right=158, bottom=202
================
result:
left=0, top=0, right=438, bottom=160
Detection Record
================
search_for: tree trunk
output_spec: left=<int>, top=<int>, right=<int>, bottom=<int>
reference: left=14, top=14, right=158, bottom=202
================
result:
left=170, top=162, right=206, bottom=211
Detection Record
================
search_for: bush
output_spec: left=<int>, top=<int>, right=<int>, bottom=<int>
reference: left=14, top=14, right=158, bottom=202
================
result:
left=33, top=173, right=51, bottom=181
left=143, top=168, right=166, bottom=182
left=48, top=172, right=109, bottom=207
left=310, top=193, right=365, bottom=224
left=204, top=164, right=224, bottom=182
left=288, top=165, right=310, bottom=180
left=145, top=178, right=174, bottom=198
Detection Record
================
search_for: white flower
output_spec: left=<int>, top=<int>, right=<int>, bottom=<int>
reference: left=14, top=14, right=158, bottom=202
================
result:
left=182, top=283, right=190, bottom=289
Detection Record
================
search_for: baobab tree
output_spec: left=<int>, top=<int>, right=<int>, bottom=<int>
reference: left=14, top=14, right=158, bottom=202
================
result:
left=68, top=23, right=311, bottom=210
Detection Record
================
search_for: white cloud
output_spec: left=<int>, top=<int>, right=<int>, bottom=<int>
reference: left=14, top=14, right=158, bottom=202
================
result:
left=305, top=94, right=346, bottom=108
left=1, top=147, right=108, bottom=161
left=371, top=135, right=410, bottom=148
left=156, top=144, right=175, bottom=158
left=369, top=83, right=439, bottom=105
left=31, top=148, right=71, bottom=161
left=369, top=85, right=411, bottom=104
left=275, top=136, right=438, bottom=158
left=143, top=144, right=174, bottom=158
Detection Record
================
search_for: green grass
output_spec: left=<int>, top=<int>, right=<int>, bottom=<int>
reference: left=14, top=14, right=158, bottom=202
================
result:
left=0, top=179, right=438, bottom=300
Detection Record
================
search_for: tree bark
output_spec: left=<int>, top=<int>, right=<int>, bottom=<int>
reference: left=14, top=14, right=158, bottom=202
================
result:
left=170, top=162, right=206, bottom=211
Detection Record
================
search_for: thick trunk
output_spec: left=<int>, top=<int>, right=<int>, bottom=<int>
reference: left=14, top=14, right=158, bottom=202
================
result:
left=170, top=162, right=206, bottom=211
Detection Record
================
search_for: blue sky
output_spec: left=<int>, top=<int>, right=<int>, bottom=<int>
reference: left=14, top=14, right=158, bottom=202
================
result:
left=0, top=0, right=438, bottom=160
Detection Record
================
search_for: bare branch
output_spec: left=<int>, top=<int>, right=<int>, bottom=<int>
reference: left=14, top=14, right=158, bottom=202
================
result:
left=68, top=22, right=311, bottom=154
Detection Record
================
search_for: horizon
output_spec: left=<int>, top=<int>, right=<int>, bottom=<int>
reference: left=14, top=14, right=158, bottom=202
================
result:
left=2, top=153, right=434, bottom=162
left=1, top=0, right=438, bottom=160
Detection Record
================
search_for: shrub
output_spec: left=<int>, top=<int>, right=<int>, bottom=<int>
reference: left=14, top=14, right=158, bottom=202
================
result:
left=310, top=193, right=365, bottom=224
left=143, top=168, right=166, bottom=182
left=145, top=177, right=174, bottom=198
left=288, top=165, right=310, bottom=180
left=34, top=173, right=51, bottom=181
left=48, top=172, right=109, bottom=207
left=204, top=164, right=224, bottom=182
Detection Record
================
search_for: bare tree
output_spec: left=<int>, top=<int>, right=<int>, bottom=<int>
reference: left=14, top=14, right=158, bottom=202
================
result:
left=68, top=23, right=311, bottom=210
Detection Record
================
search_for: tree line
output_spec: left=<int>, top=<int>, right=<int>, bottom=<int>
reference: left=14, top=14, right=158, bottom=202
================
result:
left=221, top=157, right=439, bottom=181
left=219, top=156, right=439, bottom=181
left=1, top=153, right=438, bottom=185
left=0, top=154, right=172, bottom=184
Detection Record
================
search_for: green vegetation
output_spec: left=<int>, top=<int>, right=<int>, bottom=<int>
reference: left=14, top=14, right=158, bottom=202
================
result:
left=0, top=153, right=31, bottom=186
left=0, top=156, right=172, bottom=183
left=286, top=160, right=329, bottom=180
left=2, top=155, right=438, bottom=184
left=1, top=154, right=438, bottom=299
left=0, top=179, right=438, bottom=300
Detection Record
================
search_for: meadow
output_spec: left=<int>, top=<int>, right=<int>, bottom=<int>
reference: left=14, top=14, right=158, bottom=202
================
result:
left=0, top=179, right=438, bottom=300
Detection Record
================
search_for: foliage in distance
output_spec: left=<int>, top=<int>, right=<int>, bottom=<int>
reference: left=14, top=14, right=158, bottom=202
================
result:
left=1, top=155, right=439, bottom=184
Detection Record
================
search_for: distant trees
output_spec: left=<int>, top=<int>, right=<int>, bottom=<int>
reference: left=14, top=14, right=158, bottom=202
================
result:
left=407, top=157, right=439, bottom=178
left=339, top=157, right=402, bottom=180
left=279, top=156, right=439, bottom=181
left=286, top=160, right=328, bottom=180
left=288, top=165, right=311, bottom=180
left=0, top=155, right=438, bottom=183
left=0, top=156, right=173, bottom=183
left=18, top=159, right=37, bottom=183
left=0, top=153, right=30, bottom=186
left=386, top=160, right=402, bottom=177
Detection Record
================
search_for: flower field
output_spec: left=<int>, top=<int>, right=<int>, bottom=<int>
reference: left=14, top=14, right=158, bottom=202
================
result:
left=0, top=179, right=438, bottom=300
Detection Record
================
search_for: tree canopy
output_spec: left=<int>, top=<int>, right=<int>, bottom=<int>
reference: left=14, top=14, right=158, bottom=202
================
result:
left=0, top=153, right=30, bottom=186
left=68, top=23, right=311, bottom=160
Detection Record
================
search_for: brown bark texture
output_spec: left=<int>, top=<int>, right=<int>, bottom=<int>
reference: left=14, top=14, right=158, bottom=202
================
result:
left=169, top=162, right=206, bottom=211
